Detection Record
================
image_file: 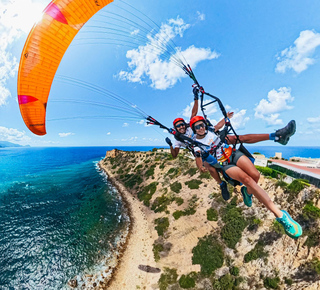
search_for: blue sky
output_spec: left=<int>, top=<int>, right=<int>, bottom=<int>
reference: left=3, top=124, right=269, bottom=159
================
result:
left=1, top=0, right=320, bottom=147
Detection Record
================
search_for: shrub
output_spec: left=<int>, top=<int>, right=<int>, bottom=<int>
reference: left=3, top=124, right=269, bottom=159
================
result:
left=220, top=199, right=247, bottom=249
left=302, top=201, right=320, bottom=221
left=170, top=181, right=182, bottom=193
left=304, top=229, right=320, bottom=249
left=124, top=174, right=143, bottom=189
left=135, top=164, right=143, bottom=171
left=137, top=182, right=158, bottom=206
left=256, top=166, right=284, bottom=179
left=151, top=194, right=173, bottom=213
left=158, top=268, right=178, bottom=290
left=173, top=210, right=184, bottom=220
left=275, top=180, right=288, bottom=188
left=178, top=273, right=196, bottom=289
left=207, top=208, right=218, bottom=221
left=153, top=243, right=164, bottom=262
left=284, top=278, right=293, bottom=285
left=287, top=179, right=307, bottom=194
left=244, top=241, right=268, bottom=263
left=263, top=276, right=280, bottom=289
left=230, top=266, right=239, bottom=276
left=199, top=171, right=211, bottom=179
left=117, top=168, right=124, bottom=174
left=145, top=164, right=156, bottom=178
left=166, top=167, right=180, bottom=178
left=175, top=197, right=184, bottom=206
left=192, top=235, right=224, bottom=275
left=154, top=217, right=169, bottom=236
left=272, top=220, right=285, bottom=235
left=185, top=167, right=198, bottom=176
left=185, top=179, right=202, bottom=189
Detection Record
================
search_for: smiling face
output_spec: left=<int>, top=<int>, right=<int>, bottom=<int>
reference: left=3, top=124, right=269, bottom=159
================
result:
left=194, top=120, right=206, bottom=137
left=175, top=121, right=186, bottom=134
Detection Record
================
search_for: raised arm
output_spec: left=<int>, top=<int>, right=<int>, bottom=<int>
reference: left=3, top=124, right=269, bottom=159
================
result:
left=214, top=112, right=234, bottom=131
left=190, top=87, right=199, bottom=119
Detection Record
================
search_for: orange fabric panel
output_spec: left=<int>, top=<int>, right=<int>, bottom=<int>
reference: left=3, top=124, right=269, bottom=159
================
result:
left=18, top=0, right=113, bottom=135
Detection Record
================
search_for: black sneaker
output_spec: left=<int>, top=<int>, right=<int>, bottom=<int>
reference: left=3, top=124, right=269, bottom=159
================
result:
left=275, top=120, right=296, bottom=145
left=220, top=181, right=230, bottom=201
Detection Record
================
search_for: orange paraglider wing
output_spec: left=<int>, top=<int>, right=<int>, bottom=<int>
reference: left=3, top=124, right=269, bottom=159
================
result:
left=17, top=0, right=113, bottom=135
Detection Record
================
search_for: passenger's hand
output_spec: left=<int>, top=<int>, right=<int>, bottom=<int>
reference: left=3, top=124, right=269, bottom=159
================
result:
left=227, top=111, right=234, bottom=119
left=193, top=86, right=199, bottom=100
left=200, top=166, right=207, bottom=173
left=165, top=137, right=172, bottom=147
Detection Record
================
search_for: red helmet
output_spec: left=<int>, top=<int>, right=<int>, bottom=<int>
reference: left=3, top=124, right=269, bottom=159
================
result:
left=173, top=118, right=186, bottom=128
left=190, top=116, right=206, bottom=133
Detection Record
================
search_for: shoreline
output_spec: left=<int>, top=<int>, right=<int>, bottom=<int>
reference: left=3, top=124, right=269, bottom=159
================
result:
left=97, top=160, right=160, bottom=289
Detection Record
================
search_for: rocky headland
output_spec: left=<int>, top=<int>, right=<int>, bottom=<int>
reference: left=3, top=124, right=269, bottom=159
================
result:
left=79, top=148, right=320, bottom=289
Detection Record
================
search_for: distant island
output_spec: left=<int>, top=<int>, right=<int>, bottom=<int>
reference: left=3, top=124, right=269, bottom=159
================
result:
left=0, top=141, right=30, bottom=148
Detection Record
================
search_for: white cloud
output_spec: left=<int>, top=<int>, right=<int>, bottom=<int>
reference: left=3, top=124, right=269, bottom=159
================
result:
left=229, top=109, right=250, bottom=130
left=307, top=115, right=320, bottom=123
left=0, top=0, right=45, bottom=106
left=130, top=29, right=140, bottom=36
left=276, top=30, right=320, bottom=73
left=0, top=126, right=31, bottom=143
left=118, top=17, right=219, bottom=90
left=59, top=132, right=74, bottom=137
left=136, top=119, right=145, bottom=124
left=107, top=132, right=111, bottom=135
left=197, top=11, right=205, bottom=21
left=122, top=122, right=129, bottom=127
left=254, top=87, right=294, bottom=125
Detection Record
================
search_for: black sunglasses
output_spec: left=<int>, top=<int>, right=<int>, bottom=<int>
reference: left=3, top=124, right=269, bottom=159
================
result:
left=175, top=123, right=185, bottom=128
left=194, top=123, right=205, bottom=130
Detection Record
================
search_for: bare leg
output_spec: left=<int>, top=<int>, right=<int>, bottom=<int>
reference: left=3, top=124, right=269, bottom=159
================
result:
left=225, top=156, right=282, bottom=218
left=204, top=162, right=222, bottom=184
left=227, top=134, right=269, bottom=144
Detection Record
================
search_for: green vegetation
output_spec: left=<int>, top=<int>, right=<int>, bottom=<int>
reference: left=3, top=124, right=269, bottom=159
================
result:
left=173, top=195, right=198, bottom=220
left=244, top=241, right=268, bottom=263
left=192, top=235, right=224, bottom=275
left=287, top=179, right=308, bottom=194
left=207, top=208, right=218, bottom=221
left=247, top=217, right=262, bottom=232
left=199, top=171, right=211, bottom=179
left=229, top=266, right=240, bottom=276
left=151, top=194, right=173, bottom=213
left=255, top=166, right=284, bottom=179
left=166, top=167, right=180, bottom=178
left=304, top=229, right=320, bottom=249
left=175, top=197, right=184, bottom=206
left=272, top=220, right=285, bottom=235
left=302, top=201, right=320, bottom=221
left=310, top=258, right=320, bottom=275
left=275, top=180, right=288, bottom=189
left=154, top=217, right=169, bottom=236
left=137, top=182, right=158, bottom=206
left=170, top=181, right=182, bottom=193
left=263, top=276, right=280, bottom=289
left=284, top=277, right=293, bottom=285
left=135, top=164, right=143, bottom=171
left=185, top=167, right=198, bottom=176
left=178, top=272, right=196, bottom=289
left=185, top=179, right=202, bottom=189
left=123, top=174, right=143, bottom=189
left=158, top=268, right=178, bottom=290
left=153, top=243, right=164, bottom=262
left=220, top=197, right=247, bottom=249
left=145, top=164, right=156, bottom=178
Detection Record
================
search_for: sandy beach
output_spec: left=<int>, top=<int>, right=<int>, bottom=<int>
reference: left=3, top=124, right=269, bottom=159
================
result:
left=99, top=161, right=161, bottom=290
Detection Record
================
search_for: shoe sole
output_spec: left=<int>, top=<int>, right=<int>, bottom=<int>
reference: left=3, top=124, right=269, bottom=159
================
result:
left=282, top=210, right=302, bottom=239
left=241, top=187, right=252, bottom=207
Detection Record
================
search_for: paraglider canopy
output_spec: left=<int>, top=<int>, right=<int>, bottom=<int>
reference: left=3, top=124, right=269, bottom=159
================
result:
left=17, top=0, right=113, bottom=135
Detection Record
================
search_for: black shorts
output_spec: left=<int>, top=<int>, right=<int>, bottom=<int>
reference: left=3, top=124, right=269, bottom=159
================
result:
left=221, top=150, right=244, bottom=171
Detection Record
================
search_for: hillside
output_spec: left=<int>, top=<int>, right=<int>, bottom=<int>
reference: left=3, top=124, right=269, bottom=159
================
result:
left=88, top=149, right=320, bottom=290
left=0, top=141, right=30, bottom=148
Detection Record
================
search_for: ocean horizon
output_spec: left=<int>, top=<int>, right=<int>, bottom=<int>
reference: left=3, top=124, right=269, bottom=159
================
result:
left=0, top=145, right=319, bottom=288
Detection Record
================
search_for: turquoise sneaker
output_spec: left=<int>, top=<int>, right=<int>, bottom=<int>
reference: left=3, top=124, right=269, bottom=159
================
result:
left=241, top=186, right=252, bottom=207
left=276, top=210, right=303, bottom=239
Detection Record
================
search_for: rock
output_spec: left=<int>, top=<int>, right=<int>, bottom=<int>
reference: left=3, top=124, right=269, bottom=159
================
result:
left=68, top=279, right=78, bottom=288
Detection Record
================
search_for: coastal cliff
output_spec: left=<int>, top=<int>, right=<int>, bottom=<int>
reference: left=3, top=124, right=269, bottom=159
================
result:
left=88, top=149, right=320, bottom=289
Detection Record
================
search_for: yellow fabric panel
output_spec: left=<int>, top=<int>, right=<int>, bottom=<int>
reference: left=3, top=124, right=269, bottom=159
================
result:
left=18, top=0, right=113, bottom=135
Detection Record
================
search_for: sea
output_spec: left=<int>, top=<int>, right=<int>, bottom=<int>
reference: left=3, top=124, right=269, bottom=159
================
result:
left=0, top=145, right=319, bottom=289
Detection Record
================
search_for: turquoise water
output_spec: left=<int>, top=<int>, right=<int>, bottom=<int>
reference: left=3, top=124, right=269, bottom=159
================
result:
left=0, top=146, right=156, bottom=289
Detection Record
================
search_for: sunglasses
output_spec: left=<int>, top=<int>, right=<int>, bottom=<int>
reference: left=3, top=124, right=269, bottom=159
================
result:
left=175, top=123, right=185, bottom=128
left=194, top=123, right=205, bottom=130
